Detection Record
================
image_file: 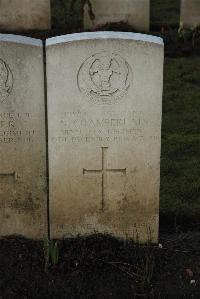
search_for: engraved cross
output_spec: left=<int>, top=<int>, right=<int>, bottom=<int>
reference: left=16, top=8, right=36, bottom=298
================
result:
left=83, top=147, right=126, bottom=210
left=0, top=172, right=16, bottom=183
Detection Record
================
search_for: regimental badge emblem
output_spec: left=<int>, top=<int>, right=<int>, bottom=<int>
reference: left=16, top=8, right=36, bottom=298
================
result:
left=77, top=52, right=132, bottom=104
left=0, top=59, right=13, bottom=103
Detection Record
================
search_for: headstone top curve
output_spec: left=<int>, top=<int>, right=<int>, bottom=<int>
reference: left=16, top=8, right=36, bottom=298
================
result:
left=46, top=32, right=163, bottom=46
left=0, top=34, right=42, bottom=46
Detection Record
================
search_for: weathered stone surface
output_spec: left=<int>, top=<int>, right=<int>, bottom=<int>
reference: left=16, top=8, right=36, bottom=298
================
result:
left=84, top=0, right=149, bottom=32
left=0, top=0, right=51, bottom=31
left=46, top=32, right=164, bottom=243
left=180, top=0, right=200, bottom=28
left=0, top=35, right=47, bottom=238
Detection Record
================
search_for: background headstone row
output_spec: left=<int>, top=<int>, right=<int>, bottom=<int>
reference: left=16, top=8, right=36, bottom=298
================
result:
left=0, top=0, right=199, bottom=32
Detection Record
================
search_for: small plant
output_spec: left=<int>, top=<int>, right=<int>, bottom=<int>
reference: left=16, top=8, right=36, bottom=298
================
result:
left=104, top=230, right=156, bottom=295
left=178, top=23, right=200, bottom=48
left=70, top=0, right=95, bottom=21
left=43, top=237, right=59, bottom=270
left=191, top=25, right=200, bottom=48
left=132, top=230, right=155, bottom=293
left=133, top=245, right=155, bottom=292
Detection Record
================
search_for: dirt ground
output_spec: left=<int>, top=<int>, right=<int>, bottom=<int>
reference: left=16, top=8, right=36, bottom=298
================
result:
left=0, top=232, right=200, bottom=298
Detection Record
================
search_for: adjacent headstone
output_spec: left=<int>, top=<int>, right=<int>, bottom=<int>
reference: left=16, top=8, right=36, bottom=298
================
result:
left=0, top=0, right=51, bottom=31
left=46, top=32, right=164, bottom=242
left=0, top=35, right=47, bottom=238
left=84, top=0, right=149, bottom=32
left=180, top=0, right=200, bottom=28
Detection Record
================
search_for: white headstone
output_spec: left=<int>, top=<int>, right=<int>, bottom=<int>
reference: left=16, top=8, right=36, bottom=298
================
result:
left=0, top=35, right=47, bottom=238
left=46, top=32, right=164, bottom=243
left=84, top=0, right=149, bottom=32
left=0, top=0, right=51, bottom=31
left=180, top=0, right=200, bottom=28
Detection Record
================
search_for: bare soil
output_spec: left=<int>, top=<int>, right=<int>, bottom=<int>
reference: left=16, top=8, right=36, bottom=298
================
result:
left=0, top=232, right=200, bottom=298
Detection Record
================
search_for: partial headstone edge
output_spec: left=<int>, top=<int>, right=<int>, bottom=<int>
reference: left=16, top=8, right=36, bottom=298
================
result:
left=0, top=34, right=42, bottom=46
left=46, top=32, right=164, bottom=47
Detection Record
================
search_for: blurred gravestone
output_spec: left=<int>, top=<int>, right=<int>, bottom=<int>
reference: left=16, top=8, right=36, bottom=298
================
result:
left=46, top=32, right=163, bottom=242
left=0, top=0, right=51, bottom=31
left=180, top=0, right=200, bottom=28
left=84, top=0, right=149, bottom=32
left=0, top=35, right=47, bottom=238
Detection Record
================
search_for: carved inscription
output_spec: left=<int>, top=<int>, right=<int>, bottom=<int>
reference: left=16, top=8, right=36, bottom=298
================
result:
left=78, top=52, right=132, bottom=104
left=55, top=214, right=158, bottom=238
left=0, top=59, right=13, bottom=103
left=0, top=171, right=15, bottom=183
left=51, top=110, right=160, bottom=144
left=0, top=112, right=36, bottom=144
